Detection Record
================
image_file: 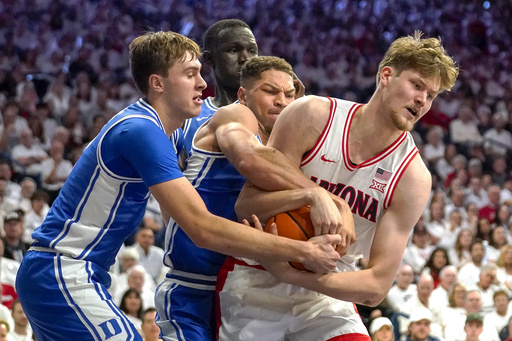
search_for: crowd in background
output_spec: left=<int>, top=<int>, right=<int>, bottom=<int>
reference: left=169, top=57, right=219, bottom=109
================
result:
left=0, top=0, right=511, bottom=340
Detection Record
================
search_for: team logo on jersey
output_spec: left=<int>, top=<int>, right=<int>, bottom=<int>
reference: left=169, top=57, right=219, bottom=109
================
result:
left=320, top=154, right=337, bottom=163
left=369, top=167, right=392, bottom=193
left=369, top=179, right=386, bottom=193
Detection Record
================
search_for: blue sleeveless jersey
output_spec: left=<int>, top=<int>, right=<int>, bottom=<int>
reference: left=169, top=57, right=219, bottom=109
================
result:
left=31, top=98, right=183, bottom=271
left=181, top=97, right=218, bottom=157
left=163, top=135, right=261, bottom=277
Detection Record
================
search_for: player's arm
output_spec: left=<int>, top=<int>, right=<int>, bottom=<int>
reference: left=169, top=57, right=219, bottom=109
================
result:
left=261, top=155, right=431, bottom=306
left=149, top=177, right=341, bottom=274
left=212, top=103, right=317, bottom=191
left=235, top=96, right=355, bottom=245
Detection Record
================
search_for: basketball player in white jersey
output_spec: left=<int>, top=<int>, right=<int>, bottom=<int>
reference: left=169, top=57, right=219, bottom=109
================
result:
left=217, top=31, right=459, bottom=340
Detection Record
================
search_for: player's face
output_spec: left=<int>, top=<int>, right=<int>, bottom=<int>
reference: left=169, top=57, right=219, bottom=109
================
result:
left=383, top=68, right=440, bottom=132
left=162, top=51, right=207, bottom=120
left=242, top=70, right=295, bottom=140
left=210, top=27, right=258, bottom=90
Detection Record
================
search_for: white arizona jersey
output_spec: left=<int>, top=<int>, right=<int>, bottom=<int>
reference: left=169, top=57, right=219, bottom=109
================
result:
left=301, top=97, right=419, bottom=270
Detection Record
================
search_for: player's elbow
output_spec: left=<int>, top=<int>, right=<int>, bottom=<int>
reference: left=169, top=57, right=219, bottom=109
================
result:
left=364, top=290, right=388, bottom=307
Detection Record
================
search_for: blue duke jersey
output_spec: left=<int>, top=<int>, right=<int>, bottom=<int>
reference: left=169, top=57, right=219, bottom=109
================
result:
left=155, top=125, right=260, bottom=341
left=301, top=97, right=419, bottom=270
left=181, top=97, right=218, bottom=157
left=31, top=98, right=183, bottom=271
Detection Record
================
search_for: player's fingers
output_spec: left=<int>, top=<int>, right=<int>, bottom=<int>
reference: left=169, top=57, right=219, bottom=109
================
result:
left=251, top=214, right=264, bottom=231
left=268, top=222, right=278, bottom=235
left=242, top=219, right=250, bottom=227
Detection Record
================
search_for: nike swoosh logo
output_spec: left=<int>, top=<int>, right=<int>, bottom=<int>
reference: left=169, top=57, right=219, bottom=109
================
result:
left=196, top=117, right=209, bottom=121
left=320, top=154, right=337, bottom=163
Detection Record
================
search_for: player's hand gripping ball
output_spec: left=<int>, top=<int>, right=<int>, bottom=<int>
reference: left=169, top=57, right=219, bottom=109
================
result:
left=265, top=206, right=314, bottom=271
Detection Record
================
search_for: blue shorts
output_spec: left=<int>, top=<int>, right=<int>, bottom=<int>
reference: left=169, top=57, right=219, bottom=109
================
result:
left=16, top=250, right=142, bottom=341
left=155, top=271, right=217, bottom=341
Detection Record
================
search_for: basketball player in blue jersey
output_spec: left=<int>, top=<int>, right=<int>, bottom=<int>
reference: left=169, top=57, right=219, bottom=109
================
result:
left=155, top=56, right=353, bottom=341
left=181, top=19, right=258, bottom=157
left=15, top=31, right=343, bottom=341
left=217, top=32, right=459, bottom=340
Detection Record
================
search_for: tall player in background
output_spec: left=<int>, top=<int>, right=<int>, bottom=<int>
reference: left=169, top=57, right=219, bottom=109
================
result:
left=217, top=31, right=459, bottom=340
left=15, top=31, right=341, bottom=341
left=181, top=19, right=258, bottom=157
left=156, top=56, right=354, bottom=341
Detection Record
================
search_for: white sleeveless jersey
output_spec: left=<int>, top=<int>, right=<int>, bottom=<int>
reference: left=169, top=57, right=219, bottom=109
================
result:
left=301, top=97, right=419, bottom=271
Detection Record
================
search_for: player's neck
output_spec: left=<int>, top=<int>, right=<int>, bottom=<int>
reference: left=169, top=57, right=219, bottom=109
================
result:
left=349, top=104, right=401, bottom=162
left=146, top=95, right=183, bottom=137
left=212, top=86, right=238, bottom=107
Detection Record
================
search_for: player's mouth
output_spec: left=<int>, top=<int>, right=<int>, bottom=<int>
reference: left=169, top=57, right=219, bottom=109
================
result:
left=193, top=96, right=203, bottom=104
left=407, top=107, right=418, bottom=117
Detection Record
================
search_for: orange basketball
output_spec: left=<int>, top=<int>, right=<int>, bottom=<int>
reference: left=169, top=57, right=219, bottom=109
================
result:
left=265, top=206, right=314, bottom=271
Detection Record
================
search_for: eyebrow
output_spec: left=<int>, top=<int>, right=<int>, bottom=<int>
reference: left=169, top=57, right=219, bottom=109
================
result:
left=261, top=82, right=295, bottom=93
left=415, top=77, right=440, bottom=96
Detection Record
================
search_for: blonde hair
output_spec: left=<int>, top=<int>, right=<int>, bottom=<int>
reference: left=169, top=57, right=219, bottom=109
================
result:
left=377, top=31, right=459, bottom=92
left=496, top=244, right=512, bottom=267
left=129, top=31, right=201, bottom=95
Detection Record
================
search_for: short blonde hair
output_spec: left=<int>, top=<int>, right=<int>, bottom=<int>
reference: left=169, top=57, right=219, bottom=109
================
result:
left=129, top=31, right=201, bottom=95
left=377, top=31, right=459, bottom=92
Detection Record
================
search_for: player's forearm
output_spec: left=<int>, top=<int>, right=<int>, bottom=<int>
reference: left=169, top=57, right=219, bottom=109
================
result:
left=185, top=211, right=332, bottom=265
left=235, top=184, right=316, bottom=222
left=276, top=267, right=390, bottom=307
left=236, top=145, right=315, bottom=191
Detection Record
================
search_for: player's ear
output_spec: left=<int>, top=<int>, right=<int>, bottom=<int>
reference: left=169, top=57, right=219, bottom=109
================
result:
left=379, top=66, right=393, bottom=86
left=148, top=74, right=164, bottom=93
left=238, top=87, right=247, bottom=104
left=203, top=51, right=214, bottom=68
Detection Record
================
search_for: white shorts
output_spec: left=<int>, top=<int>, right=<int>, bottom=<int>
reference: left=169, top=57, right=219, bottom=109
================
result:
left=216, top=258, right=370, bottom=341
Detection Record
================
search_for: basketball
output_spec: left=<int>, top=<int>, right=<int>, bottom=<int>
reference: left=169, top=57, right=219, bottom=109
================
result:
left=265, top=206, right=314, bottom=271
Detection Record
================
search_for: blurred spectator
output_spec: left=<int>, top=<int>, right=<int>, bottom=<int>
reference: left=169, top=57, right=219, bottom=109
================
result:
left=465, top=177, right=489, bottom=209
left=479, top=184, right=501, bottom=223
left=403, top=306, right=440, bottom=341
left=33, top=102, right=58, bottom=151
left=8, top=299, right=32, bottom=341
left=10, top=128, right=48, bottom=184
left=458, top=240, right=486, bottom=288
left=438, top=283, right=467, bottom=340
left=430, top=265, right=458, bottom=310
left=421, top=248, right=450, bottom=288
left=496, top=245, right=512, bottom=291
left=425, top=201, right=450, bottom=248
left=0, top=239, right=19, bottom=310
left=386, top=264, right=417, bottom=313
left=141, top=307, right=162, bottom=341
left=449, top=229, right=473, bottom=269
left=435, top=144, right=457, bottom=182
left=22, top=190, right=50, bottom=244
left=486, top=226, right=509, bottom=263
left=133, top=227, right=164, bottom=284
left=449, top=105, right=483, bottom=155
left=463, top=313, right=485, bottom=341
left=1, top=211, right=29, bottom=263
left=501, top=178, right=512, bottom=206
left=483, top=111, right=512, bottom=159
left=402, top=221, right=434, bottom=276
left=475, top=263, right=501, bottom=315
left=119, top=288, right=143, bottom=336
left=40, top=139, right=73, bottom=204
left=423, top=126, right=446, bottom=168
left=483, top=290, right=510, bottom=338
left=43, top=71, right=71, bottom=121
left=445, top=188, right=468, bottom=222
left=369, top=316, right=394, bottom=341
left=490, top=157, right=508, bottom=187
left=0, top=101, right=28, bottom=153
left=0, top=318, right=11, bottom=341
left=444, top=154, right=467, bottom=189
